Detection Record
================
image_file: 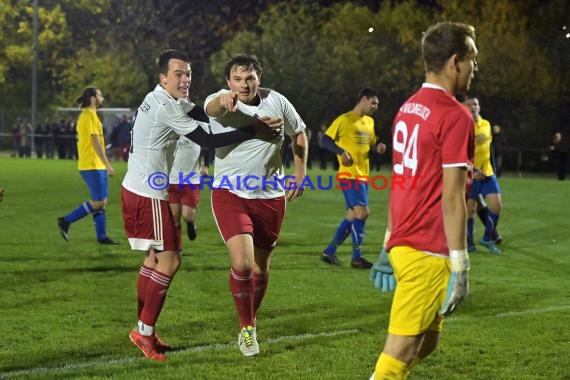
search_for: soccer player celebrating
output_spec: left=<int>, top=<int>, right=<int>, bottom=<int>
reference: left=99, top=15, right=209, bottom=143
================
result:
left=122, top=50, right=282, bottom=361
left=205, top=54, right=308, bottom=357
left=57, top=86, right=118, bottom=245
left=168, top=135, right=207, bottom=246
left=319, top=88, right=386, bottom=268
left=371, top=22, right=477, bottom=379
left=168, top=105, right=212, bottom=247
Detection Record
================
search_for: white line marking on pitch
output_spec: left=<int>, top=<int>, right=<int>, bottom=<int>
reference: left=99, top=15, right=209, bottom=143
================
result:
left=494, top=305, right=570, bottom=318
left=445, top=305, right=570, bottom=323
left=0, top=329, right=358, bottom=378
left=3, top=306, right=568, bottom=378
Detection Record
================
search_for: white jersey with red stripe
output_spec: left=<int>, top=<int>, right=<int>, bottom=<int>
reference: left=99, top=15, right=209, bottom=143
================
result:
left=204, top=88, right=306, bottom=199
left=122, top=85, right=203, bottom=200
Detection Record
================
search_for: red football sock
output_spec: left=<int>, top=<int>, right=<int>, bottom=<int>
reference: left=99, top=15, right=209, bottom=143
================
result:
left=253, top=271, right=269, bottom=320
left=140, top=270, right=172, bottom=326
left=229, top=268, right=254, bottom=328
left=137, top=265, right=154, bottom=319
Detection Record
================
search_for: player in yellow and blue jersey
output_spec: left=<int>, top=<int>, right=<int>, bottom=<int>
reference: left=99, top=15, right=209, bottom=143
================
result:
left=57, top=87, right=119, bottom=244
left=320, top=88, right=386, bottom=268
left=464, top=97, right=502, bottom=254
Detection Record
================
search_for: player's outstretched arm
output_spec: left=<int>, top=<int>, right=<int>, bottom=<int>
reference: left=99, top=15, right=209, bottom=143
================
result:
left=184, top=118, right=281, bottom=149
left=205, top=91, right=238, bottom=118
left=185, top=125, right=254, bottom=148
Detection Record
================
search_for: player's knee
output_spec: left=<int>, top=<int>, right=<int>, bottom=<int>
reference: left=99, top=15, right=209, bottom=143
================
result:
left=417, top=330, right=440, bottom=359
left=157, top=251, right=181, bottom=275
left=466, top=201, right=477, bottom=214
left=231, top=256, right=254, bottom=272
left=90, top=200, right=106, bottom=210
left=487, top=200, right=502, bottom=214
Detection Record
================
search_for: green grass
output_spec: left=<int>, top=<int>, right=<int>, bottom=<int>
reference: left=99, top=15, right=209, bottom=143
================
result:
left=0, top=157, right=569, bottom=379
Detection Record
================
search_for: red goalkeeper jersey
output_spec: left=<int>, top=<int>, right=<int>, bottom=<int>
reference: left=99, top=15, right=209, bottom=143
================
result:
left=387, top=83, right=474, bottom=255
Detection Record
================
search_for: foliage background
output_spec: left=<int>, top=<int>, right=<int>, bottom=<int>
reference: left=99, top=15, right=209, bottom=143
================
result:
left=1, top=0, right=569, bottom=145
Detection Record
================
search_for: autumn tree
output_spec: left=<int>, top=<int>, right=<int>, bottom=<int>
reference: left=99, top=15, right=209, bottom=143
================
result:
left=0, top=1, right=71, bottom=123
left=209, top=1, right=431, bottom=132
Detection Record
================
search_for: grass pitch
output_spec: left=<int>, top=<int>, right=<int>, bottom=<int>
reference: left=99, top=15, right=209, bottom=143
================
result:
left=0, top=157, right=568, bottom=379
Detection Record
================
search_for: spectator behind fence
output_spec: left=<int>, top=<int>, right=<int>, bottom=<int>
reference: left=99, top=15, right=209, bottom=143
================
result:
left=317, top=124, right=329, bottom=169
left=11, top=117, right=22, bottom=157
left=112, top=114, right=133, bottom=161
left=550, top=131, right=568, bottom=180
left=34, top=123, right=45, bottom=159
left=54, top=120, right=67, bottom=159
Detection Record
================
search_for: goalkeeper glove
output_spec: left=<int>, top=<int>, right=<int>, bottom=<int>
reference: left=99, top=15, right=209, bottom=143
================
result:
left=370, top=247, right=396, bottom=292
left=441, top=249, right=470, bottom=317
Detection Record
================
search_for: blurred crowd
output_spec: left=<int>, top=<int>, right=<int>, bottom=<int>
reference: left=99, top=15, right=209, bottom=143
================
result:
left=11, top=116, right=77, bottom=159
left=10, top=114, right=133, bottom=161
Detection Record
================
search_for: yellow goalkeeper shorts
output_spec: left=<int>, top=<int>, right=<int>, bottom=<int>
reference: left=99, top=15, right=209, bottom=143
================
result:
left=388, top=246, right=451, bottom=336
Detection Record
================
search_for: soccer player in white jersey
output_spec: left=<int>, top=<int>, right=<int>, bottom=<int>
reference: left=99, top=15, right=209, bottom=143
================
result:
left=168, top=105, right=211, bottom=247
left=168, top=135, right=206, bottom=247
left=122, top=49, right=282, bottom=361
left=205, top=54, right=308, bottom=357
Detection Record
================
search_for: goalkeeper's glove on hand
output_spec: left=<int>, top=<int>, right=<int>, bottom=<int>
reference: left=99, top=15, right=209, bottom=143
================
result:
left=370, top=247, right=396, bottom=292
left=441, top=249, right=470, bottom=317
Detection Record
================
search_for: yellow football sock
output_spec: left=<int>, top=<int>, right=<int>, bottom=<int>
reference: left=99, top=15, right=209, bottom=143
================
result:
left=373, top=353, right=408, bottom=380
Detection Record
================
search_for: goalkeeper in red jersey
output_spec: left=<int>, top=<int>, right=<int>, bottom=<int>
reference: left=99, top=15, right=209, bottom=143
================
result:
left=371, top=21, right=477, bottom=379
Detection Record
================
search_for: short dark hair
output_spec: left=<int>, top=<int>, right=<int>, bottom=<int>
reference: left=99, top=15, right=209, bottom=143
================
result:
left=157, top=49, right=190, bottom=75
left=75, top=86, right=98, bottom=108
left=224, top=54, right=262, bottom=80
left=422, top=22, right=476, bottom=74
left=358, top=88, right=379, bottom=102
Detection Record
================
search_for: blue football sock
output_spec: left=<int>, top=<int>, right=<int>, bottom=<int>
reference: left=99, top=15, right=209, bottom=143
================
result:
left=484, top=211, right=499, bottom=241
left=476, top=207, right=488, bottom=228
left=93, top=209, right=107, bottom=240
left=64, top=202, right=94, bottom=224
left=351, top=218, right=366, bottom=261
left=467, top=217, right=474, bottom=246
left=324, top=218, right=351, bottom=255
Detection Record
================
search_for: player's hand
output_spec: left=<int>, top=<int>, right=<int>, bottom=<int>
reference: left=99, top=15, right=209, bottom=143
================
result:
left=441, top=249, right=470, bottom=317
left=199, top=166, right=209, bottom=176
left=376, top=143, right=387, bottom=154
left=106, top=164, right=116, bottom=177
left=473, top=171, right=486, bottom=181
left=220, top=91, right=239, bottom=112
left=370, top=247, right=396, bottom=292
left=340, top=151, right=353, bottom=166
left=253, top=116, right=283, bottom=139
left=285, top=172, right=305, bottom=201
left=473, top=170, right=486, bottom=181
